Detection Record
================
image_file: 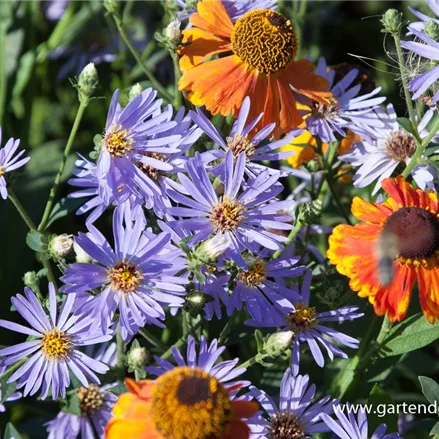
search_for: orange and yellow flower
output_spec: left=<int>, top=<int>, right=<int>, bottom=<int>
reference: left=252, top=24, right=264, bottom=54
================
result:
left=178, top=1, right=331, bottom=137
left=328, top=176, right=439, bottom=323
left=105, top=367, right=258, bottom=439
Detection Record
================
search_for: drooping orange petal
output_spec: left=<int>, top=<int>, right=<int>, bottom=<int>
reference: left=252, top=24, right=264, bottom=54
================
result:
left=351, top=196, right=394, bottom=224
left=190, top=0, right=234, bottom=38
left=231, top=400, right=259, bottom=419
left=381, top=176, right=421, bottom=207
left=276, top=75, right=304, bottom=135
left=222, top=420, right=251, bottom=439
left=420, top=267, right=439, bottom=323
left=285, top=59, right=332, bottom=102
left=125, top=378, right=154, bottom=400
left=105, top=418, right=160, bottom=439
left=179, top=28, right=231, bottom=71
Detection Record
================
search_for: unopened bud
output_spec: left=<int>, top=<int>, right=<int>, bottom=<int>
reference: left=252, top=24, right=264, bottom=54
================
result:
left=77, top=63, right=98, bottom=101
left=129, top=83, right=143, bottom=101
left=306, top=159, right=320, bottom=173
left=198, top=234, right=231, bottom=262
left=264, top=330, right=294, bottom=357
left=298, top=199, right=323, bottom=225
left=74, top=241, right=92, bottom=263
left=381, top=9, right=403, bottom=36
left=165, top=19, right=181, bottom=44
left=23, top=271, right=38, bottom=289
left=49, top=234, right=74, bottom=259
left=425, top=20, right=439, bottom=41
left=127, top=346, right=150, bottom=371
left=183, top=290, right=212, bottom=317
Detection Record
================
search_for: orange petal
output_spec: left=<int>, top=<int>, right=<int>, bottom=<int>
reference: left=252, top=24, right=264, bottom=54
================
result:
left=190, top=0, right=234, bottom=38
left=351, top=196, right=394, bottom=224
left=179, top=28, right=231, bottom=71
left=276, top=75, right=305, bottom=134
left=222, top=420, right=251, bottom=439
left=125, top=378, right=155, bottom=400
left=232, top=400, right=259, bottom=419
left=381, top=176, right=421, bottom=207
left=105, top=418, right=159, bottom=439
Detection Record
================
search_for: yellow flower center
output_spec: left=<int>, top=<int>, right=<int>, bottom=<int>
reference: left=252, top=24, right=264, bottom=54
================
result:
left=268, top=411, right=305, bottom=439
left=41, top=329, right=72, bottom=361
left=210, top=196, right=246, bottom=232
left=136, top=152, right=167, bottom=180
left=286, top=302, right=318, bottom=332
left=226, top=134, right=255, bottom=159
left=238, top=260, right=267, bottom=286
left=312, top=97, right=340, bottom=119
left=385, top=130, right=416, bottom=162
left=151, top=367, right=233, bottom=439
left=231, top=9, right=298, bottom=75
left=0, top=166, right=4, bottom=176
left=108, top=260, right=144, bottom=294
left=77, top=384, right=105, bottom=416
left=104, top=124, right=134, bottom=157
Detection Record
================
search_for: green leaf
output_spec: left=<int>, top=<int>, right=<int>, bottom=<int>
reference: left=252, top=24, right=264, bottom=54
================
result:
left=26, top=230, right=48, bottom=252
left=380, top=313, right=439, bottom=357
left=420, top=376, right=439, bottom=407
left=61, top=392, right=81, bottom=416
left=397, top=117, right=415, bottom=135
left=367, top=384, right=398, bottom=433
left=431, top=422, right=439, bottom=435
left=3, top=423, right=22, bottom=439
left=254, top=330, right=264, bottom=351
left=0, top=374, right=17, bottom=403
left=45, top=197, right=84, bottom=230
left=109, top=383, right=127, bottom=396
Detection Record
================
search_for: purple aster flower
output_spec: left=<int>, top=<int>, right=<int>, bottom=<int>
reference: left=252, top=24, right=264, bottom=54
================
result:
left=340, top=104, right=439, bottom=194
left=321, top=406, right=402, bottom=439
left=60, top=201, right=188, bottom=341
left=0, top=129, right=29, bottom=199
left=0, top=364, right=21, bottom=413
left=46, top=343, right=118, bottom=439
left=191, top=96, right=302, bottom=178
left=176, top=0, right=277, bottom=22
left=167, top=151, right=293, bottom=268
left=408, top=0, right=439, bottom=33
left=0, top=284, right=111, bottom=400
left=210, top=250, right=305, bottom=322
left=147, top=335, right=249, bottom=393
left=248, top=368, right=334, bottom=439
left=246, top=270, right=363, bottom=375
left=400, top=28, right=439, bottom=103
left=304, top=57, right=386, bottom=143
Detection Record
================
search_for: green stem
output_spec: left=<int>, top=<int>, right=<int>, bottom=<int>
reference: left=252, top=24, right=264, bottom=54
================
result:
left=111, top=12, right=173, bottom=103
left=218, top=314, right=238, bottom=345
left=138, top=328, right=168, bottom=351
left=326, top=170, right=352, bottom=225
left=0, top=23, right=7, bottom=126
left=171, top=52, right=183, bottom=109
left=271, top=220, right=303, bottom=260
left=38, top=100, right=88, bottom=232
left=239, top=351, right=270, bottom=370
left=160, top=320, right=203, bottom=360
left=0, top=357, right=27, bottom=381
left=116, top=323, right=125, bottom=379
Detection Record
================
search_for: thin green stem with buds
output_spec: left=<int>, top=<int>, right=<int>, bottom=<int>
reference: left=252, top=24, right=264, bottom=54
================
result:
left=38, top=99, right=89, bottom=232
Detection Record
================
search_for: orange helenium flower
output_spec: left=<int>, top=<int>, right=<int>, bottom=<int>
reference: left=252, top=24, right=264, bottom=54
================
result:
left=328, top=176, right=439, bottom=323
left=105, top=367, right=258, bottom=439
left=178, top=1, right=331, bottom=137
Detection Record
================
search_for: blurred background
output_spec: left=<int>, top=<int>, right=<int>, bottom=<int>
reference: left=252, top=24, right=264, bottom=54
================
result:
left=0, top=1, right=436, bottom=437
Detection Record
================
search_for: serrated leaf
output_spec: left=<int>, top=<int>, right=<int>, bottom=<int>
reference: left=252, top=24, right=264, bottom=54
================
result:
left=3, top=423, right=22, bottom=439
left=367, top=384, right=398, bottom=433
left=397, top=117, right=415, bottom=135
left=380, top=313, right=439, bottom=357
left=26, top=230, right=48, bottom=252
left=45, top=197, right=84, bottom=230
left=420, top=376, right=439, bottom=407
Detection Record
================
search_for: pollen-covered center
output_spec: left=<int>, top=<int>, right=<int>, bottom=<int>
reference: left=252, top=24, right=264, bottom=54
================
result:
left=227, top=134, right=256, bottom=159
left=108, top=260, right=144, bottom=294
left=268, top=411, right=305, bottom=439
left=0, top=166, right=4, bottom=176
left=383, top=207, right=439, bottom=259
left=151, top=366, right=233, bottom=439
left=41, top=329, right=72, bottom=361
left=238, top=260, right=267, bottom=286
left=104, top=124, right=134, bottom=157
left=77, top=384, right=105, bottom=416
left=385, top=129, right=416, bottom=162
left=286, top=302, right=318, bottom=333
left=136, top=152, right=167, bottom=180
left=231, top=9, right=298, bottom=75
left=210, top=196, right=246, bottom=232
left=312, top=97, right=340, bottom=119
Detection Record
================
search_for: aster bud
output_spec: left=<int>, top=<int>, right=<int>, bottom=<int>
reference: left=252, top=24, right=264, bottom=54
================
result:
left=129, top=83, right=143, bottom=101
left=74, top=241, right=92, bottom=263
left=23, top=271, right=39, bottom=289
left=306, top=159, right=320, bottom=173
left=264, top=330, right=294, bottom=358
left=197, top=234, right=231, bottom=262
left=425, top=20, right=439, bottom=41
left=77, top=63, right=99, bottom=102
left=297, top=199, right=323, bottom=225
left=49, top=234, right=74, bottom=259
left=127, top=344, right=150, bottom=372
left=183, top=290, right=213, bottom=317
left=381, top=9, right=403, bottom=36
left=165, top=19, right=182, bottom=45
